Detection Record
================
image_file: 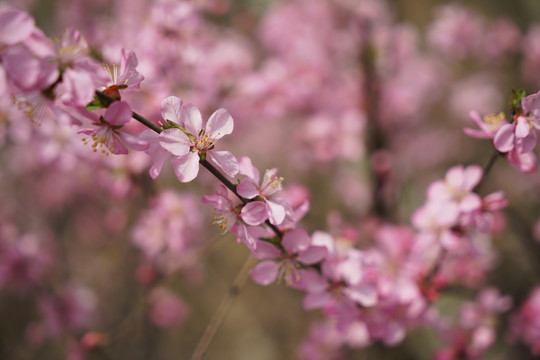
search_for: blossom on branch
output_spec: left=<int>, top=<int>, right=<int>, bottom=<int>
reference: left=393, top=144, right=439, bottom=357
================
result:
left=158, top=96, right=239, bottom=182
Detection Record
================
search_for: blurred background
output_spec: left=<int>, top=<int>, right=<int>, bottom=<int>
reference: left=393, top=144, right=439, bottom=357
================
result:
left=2, top=0, right=540, bottom=359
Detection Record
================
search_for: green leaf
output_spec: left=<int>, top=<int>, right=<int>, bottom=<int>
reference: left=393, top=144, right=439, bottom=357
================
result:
left=85, top=96, right=107, bottom=111
left=510, top=88, right=527, bottom=116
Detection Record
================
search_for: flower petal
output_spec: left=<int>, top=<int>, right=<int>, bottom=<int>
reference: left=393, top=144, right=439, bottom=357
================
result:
left=238, top=156, right=260, bottom=183
left=171, top=152, right=200, bottom=182
left=0, top=8, right=35, bottom=46
left=160, top=96, right=183, bottom=124
left=180, top=103, right=202, bottom=135
left=104, top=101, right=132, bottom=126
left=282, top=228, right=310, bottom=254
left=207, top=150, right=239, bottom=177
left=207, top=108, right=234, bottom=139
left=148, top=150, right=170, bottom=179
left=240, top=201, right=268, bottom=226
left=159, top=129, right=191, bottom=156
left=237, top=179, right=259, bottom=199
left=251, top=240, right=281, bottom=260
left=249, top=260, right=279, bottom=286
left=266, top=200, right=286, bottom=225
left=493, top=124, right=515, bottom=153
left=297, top=245, right=327, bottom=265
left=515, top=116, right=531, bottom=139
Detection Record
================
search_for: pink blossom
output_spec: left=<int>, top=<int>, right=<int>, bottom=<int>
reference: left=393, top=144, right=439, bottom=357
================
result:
left=493, top=119, right=537, bottom=173
left=250, top=228, right=327, bottom=286
left=131, top=190, right=203, bottom=275
left=427, top=164, right=483, bottom=213
left=237, top=156, right=289, bottom=225
left=78, top=101, right=144, bottom=155
left=297, top=320, right=344, bottom=360
left=427, top=5, right=483, bottom=59
left=0, top=7, right=35, bottom=46
left=299, top=232, right=379, bottom=310
left=38, top=284, right=97, bottom=337
left=148, top=287, right=189, bottom=329
left=509, top=286, right=540, bottom=355
left=54, top=28, right=108, bottom=107
left=101, top=48, right=144, bottom=99
left=202, top=185, right=268, bottom=250
left=461, top=191, right=508, bottom=233
left=464, top=111, right=508, bottom=139
left=158, top=97, right=238, bottom=182
left=436, top=288, right=510, bottom=359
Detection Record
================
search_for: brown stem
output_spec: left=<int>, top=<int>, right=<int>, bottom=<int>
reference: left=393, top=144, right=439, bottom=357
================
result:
left=190, top=255, right=257, bottom=360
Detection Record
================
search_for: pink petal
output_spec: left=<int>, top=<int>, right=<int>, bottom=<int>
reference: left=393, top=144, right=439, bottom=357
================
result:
left=171, top=152, right=200, bottom=182
left=310, top=231, right=336, bottom=253
left=180, top=103, right=202, bottom=135
left=445, top=165, right=464, bottom=188
left=238, top=156, right=260, bottom=183
left=148, top=150, right=170, bottom=179
left=290, top=269, right=328, bottom=292
left=346, top=322, right=370, bottom=347
left=206, top=108, right=234, bottom=139
left=517, top=131, right=537, bottom=153
left=111, top=135, right=128, bottom=155
left=282, top=228, right=310, bottom=254
left=117, top=48, right=143, bottom=90
left=121, top=132, right=149, bottom=151
left=251, top=240, right=281, bottom=260
left=463, top=128, right=491, bottom=139
left=427, top=181, right=450, bottom=201
left=297, top=245, right=327, bottom=265
left=237, top=179, right=259, bottom=199
left=160, top=96, right=183, bottom=124
left=508, top=150, right=536, bottom=173
left=249, top=260, right=279, bottom=286
left=1, top=45, right=40, bottom=90
left=266, top=200, right=286, bottom=225
left=159, top=129, right=191, bottom=156
left=493, top=124, right=515, bottom=153
left=57, top=68, right=95, bottom=106
left=463, top=165, right=483, bottom=190
left=207, top=150, right=239, bottom=177
left=343, top=284, right=378, bottom=307
left=0, top=7, right=35, bottom=45
left=104, top=101, right=132, bottom=126
left=0, top=66, right=6, bottom=97
left=240, top=201, right=268, bottom=226
left=460, top=193, right=482, bottom=212
left=515, top=116, right=531, bottom=139
left=303, top=292, right=332, bottom=311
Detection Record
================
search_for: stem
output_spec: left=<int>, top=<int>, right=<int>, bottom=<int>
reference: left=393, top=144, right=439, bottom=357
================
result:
left=424, top=246, right=446, bottom=286
left=200, top=159, right=241, bottom=200
left=190, top=255, right=257, bottom=360
left=358, top=21, right=390, bottom=219
left=95, top=90, right=163, bottom=133
left=473, top=151, right=500, bottom=193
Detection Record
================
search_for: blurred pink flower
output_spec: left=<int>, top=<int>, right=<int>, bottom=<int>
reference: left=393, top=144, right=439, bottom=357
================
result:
left=148, top=288, right=189, bottom=329
left=464, top=111, right=507, bottom=140
left=250, top=228, right=327, bottom=286
left=494, top=118, right=537, bottom=173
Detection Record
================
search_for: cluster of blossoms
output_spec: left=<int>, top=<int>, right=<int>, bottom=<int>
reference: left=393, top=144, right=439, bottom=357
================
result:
left=466, top=90, right=540, bottom=173
left=2, top=2, right=540, bottom=360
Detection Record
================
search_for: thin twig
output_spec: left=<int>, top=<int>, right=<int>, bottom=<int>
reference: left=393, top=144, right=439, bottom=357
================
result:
left=473, top=151, right=500, bottom=193
left=190, top=255, right=257, bottom=360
